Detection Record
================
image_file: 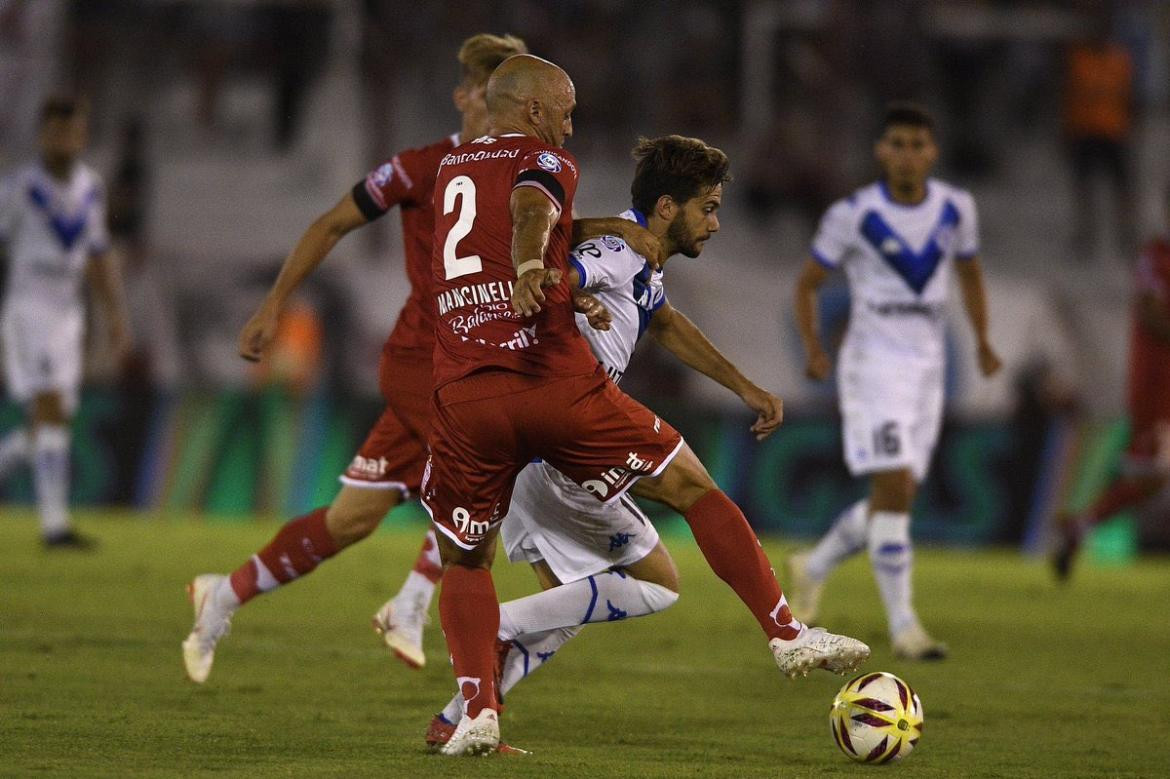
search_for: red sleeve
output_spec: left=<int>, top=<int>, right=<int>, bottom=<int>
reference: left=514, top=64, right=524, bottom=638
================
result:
left=512, top=147, right=578, bottom=215
left=352, top=151, right=418, bottom=221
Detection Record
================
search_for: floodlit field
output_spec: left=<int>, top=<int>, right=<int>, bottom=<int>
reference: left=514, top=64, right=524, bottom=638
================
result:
left=3, top=510, right=1168, bottom=777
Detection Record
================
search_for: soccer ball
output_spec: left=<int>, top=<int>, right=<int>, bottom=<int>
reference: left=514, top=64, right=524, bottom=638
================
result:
left=829, top=671, right=923, bottom=763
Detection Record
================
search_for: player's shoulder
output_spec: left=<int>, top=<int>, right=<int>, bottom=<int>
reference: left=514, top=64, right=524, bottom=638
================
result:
left=822, top=184, right=872, bottom=223
left=930, top=178, right=976, bottom=209
left=510, top=136, right=578, bottom=177
left=399, top=133, right=460, bottom=165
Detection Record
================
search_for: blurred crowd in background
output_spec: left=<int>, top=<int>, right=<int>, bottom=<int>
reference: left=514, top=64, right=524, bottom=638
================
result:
left=1, top=0, right=1168, bottom=546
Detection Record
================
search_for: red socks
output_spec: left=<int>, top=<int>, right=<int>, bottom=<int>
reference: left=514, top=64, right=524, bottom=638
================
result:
left=412, top=529, right=444, bottom=583
left=229, top=507, right=340, bottom=604
left=684, top=490, right=801, bottom=640
left=439, top=566, right=500, bottom=718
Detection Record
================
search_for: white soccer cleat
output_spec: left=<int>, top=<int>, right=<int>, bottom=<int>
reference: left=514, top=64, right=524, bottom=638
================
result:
left=438, top=708, right=500, bottom=756
left=182, top=574, right=235, bottom=684
left=892, top=622, right=948, bottom=661
left=786, top=552, right=823, bottom=624
left=770, top=626, right=870, bottom=679
left=371, top=593, right=428, bottom=669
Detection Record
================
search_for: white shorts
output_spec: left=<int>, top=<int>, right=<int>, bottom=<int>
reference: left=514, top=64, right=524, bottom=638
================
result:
left=502, top=461, right=661, bottom=584
left=838, top=340, right=943, bottom=482
left=1, top=301, right=83, bottom=412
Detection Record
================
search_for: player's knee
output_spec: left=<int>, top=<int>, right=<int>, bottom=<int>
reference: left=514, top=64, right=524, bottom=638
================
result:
left=637, top=579, right=679, bottom=612
left=31, top=393, right=68, bottom=426
left=324, top=504, right=383, bottom=546
left=870, top=470, right=915, bottom=512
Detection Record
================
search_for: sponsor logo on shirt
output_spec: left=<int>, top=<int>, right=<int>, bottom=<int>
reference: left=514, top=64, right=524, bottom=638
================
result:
left=536, top=152, right=562, bottom=173
left=371, top=162, right=394, bottom=187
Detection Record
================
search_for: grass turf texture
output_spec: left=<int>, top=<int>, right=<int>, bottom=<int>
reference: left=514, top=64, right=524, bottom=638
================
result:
left=2, top=510, right=1168, bottom=777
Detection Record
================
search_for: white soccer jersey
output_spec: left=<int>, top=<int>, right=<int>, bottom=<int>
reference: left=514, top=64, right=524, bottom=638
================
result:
left=568, top=208, right=667, bottom=383
left=0, top=161, right=110, bottom=313
left=811, top=178, right=978, bottom=363
left=502, top=209, right=669, bottom=577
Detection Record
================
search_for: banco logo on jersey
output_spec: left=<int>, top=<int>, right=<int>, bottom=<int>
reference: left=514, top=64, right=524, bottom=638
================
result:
left=536, top=152, right=562, bottom=173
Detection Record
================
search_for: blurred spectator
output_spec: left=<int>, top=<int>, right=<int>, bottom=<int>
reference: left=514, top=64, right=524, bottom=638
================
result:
left=1062, top=14, right=1136, bottom=261
left=107, top=115, right=181, bottom=392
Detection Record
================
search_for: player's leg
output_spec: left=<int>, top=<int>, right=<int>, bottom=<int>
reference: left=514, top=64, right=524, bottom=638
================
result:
left=865, top=467, right=944, bottom=659
left=638, top=444, right=868, bottom=677
left=434, top=529, right=507, bottom=756
left=371, top=527, right=443, bottom=668
left=182, top=483, right=402, bottom=683
left=787, top=498, right=868, bottom=621
left=1053, top=424, right=1170, bottom=580
left=29, top=390, right=83, bottom=547
left=435, top=544, right=680, bottom=740
left=0, top=424, right=29, bottom=481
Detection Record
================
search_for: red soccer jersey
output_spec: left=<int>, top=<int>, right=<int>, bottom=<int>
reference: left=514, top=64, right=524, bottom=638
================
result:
left=429, top=134, right=597, bottom=389
left=352, top=133, right=459, bottom=359
left=1128, top=238, right=1170, bottom=426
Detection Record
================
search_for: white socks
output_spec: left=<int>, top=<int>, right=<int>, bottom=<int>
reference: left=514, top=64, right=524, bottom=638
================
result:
left=497, top=570, right=678, bottom=639
left=440, top=626, right=582, bottom=724
left=0, top=427, right=28, bottom=480
left=441, top=571, right=679, bottom=724
left=867, top=511, right=916, bottom=636
left=805, top=499, right=868, bottom=581
left=32, top=425, right=71, bottom=538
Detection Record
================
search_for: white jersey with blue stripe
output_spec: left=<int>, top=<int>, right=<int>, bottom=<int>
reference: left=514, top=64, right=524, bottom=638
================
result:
left=0, top=161, right=109, bottom=313
left=569, top=208, right=667, bottom=383
left=811, top=178, right=978, bottom=363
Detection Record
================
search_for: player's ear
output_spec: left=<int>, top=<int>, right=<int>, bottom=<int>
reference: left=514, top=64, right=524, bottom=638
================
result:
left=655, top=195, right=676, bottom=222
left=527, top=98, right=543, bottom=128
left=453, top=84, right=468, bottom=112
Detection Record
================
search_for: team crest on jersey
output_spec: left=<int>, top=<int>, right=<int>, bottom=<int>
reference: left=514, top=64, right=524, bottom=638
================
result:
left=536, top=152, right=562, bottom=173
left=371, top=162, right=394, bottom=187
left=601, top=235, right=624, bottom=252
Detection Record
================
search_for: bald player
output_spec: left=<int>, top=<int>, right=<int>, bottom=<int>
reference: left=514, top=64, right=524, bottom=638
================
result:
left=424, top=54, right=869, bottom=755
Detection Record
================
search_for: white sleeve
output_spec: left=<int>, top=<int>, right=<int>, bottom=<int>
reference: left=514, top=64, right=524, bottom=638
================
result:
left=87, top=178, right=111, bottom=256
left=570, top=236, right=643, bottom=292
left=810, top=199, right=855, bottom=269
left=955, top=190, right=979, bottom=260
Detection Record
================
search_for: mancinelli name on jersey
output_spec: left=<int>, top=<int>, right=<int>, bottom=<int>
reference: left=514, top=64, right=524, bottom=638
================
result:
left=437, top=280, right=514, bottom=316
left=439, top=148, right=520, bottom=167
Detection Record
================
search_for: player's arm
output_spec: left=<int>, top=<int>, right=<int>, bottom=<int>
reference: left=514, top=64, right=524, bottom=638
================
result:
left=564, top=266, right=611, bottom=331
left=238, top=193, right=367, bottom=361
left=572, top=217, right=664, bottom=269
left=649, top=301, right=783, bottom=440
left=794, top=257, right=833, bottom=380
left=86, top=249, right=132, bottom=361
left=955, top=256, right=1002, bottom=377
left=510, top=186, right=565, bottom=317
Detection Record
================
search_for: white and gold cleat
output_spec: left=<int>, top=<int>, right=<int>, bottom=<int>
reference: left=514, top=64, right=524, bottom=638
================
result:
left=770, top=626, right=870, bottom=679
left=182, top=574, right=235, bottom=684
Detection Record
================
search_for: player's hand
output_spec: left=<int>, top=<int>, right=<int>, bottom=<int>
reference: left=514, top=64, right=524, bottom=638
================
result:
left=742, top=385, right=784, bottom=441
left=619, top=223, right=665, bottom=269
left=239, top=303, right=281, bottom=362
left=978, top=341, right=1002, bottom=377
left=512, top=267, right=563, bottom=317
left=805, top=348, right=832, bottom=381
left=573, top=290, right=612, bottom=331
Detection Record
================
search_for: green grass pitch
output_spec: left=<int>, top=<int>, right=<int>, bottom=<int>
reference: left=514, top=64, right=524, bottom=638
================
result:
left=2, top=509, right=1168, bottom=777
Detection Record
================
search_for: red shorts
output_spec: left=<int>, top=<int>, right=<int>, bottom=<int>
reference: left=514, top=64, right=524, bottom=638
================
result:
left=340, top=351, right=433, bottom=495
left=421, top=366, right=684, bottom=550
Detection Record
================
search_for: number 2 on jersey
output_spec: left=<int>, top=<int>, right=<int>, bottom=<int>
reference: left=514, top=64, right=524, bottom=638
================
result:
left=442, top=175, right=483, bottom=280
